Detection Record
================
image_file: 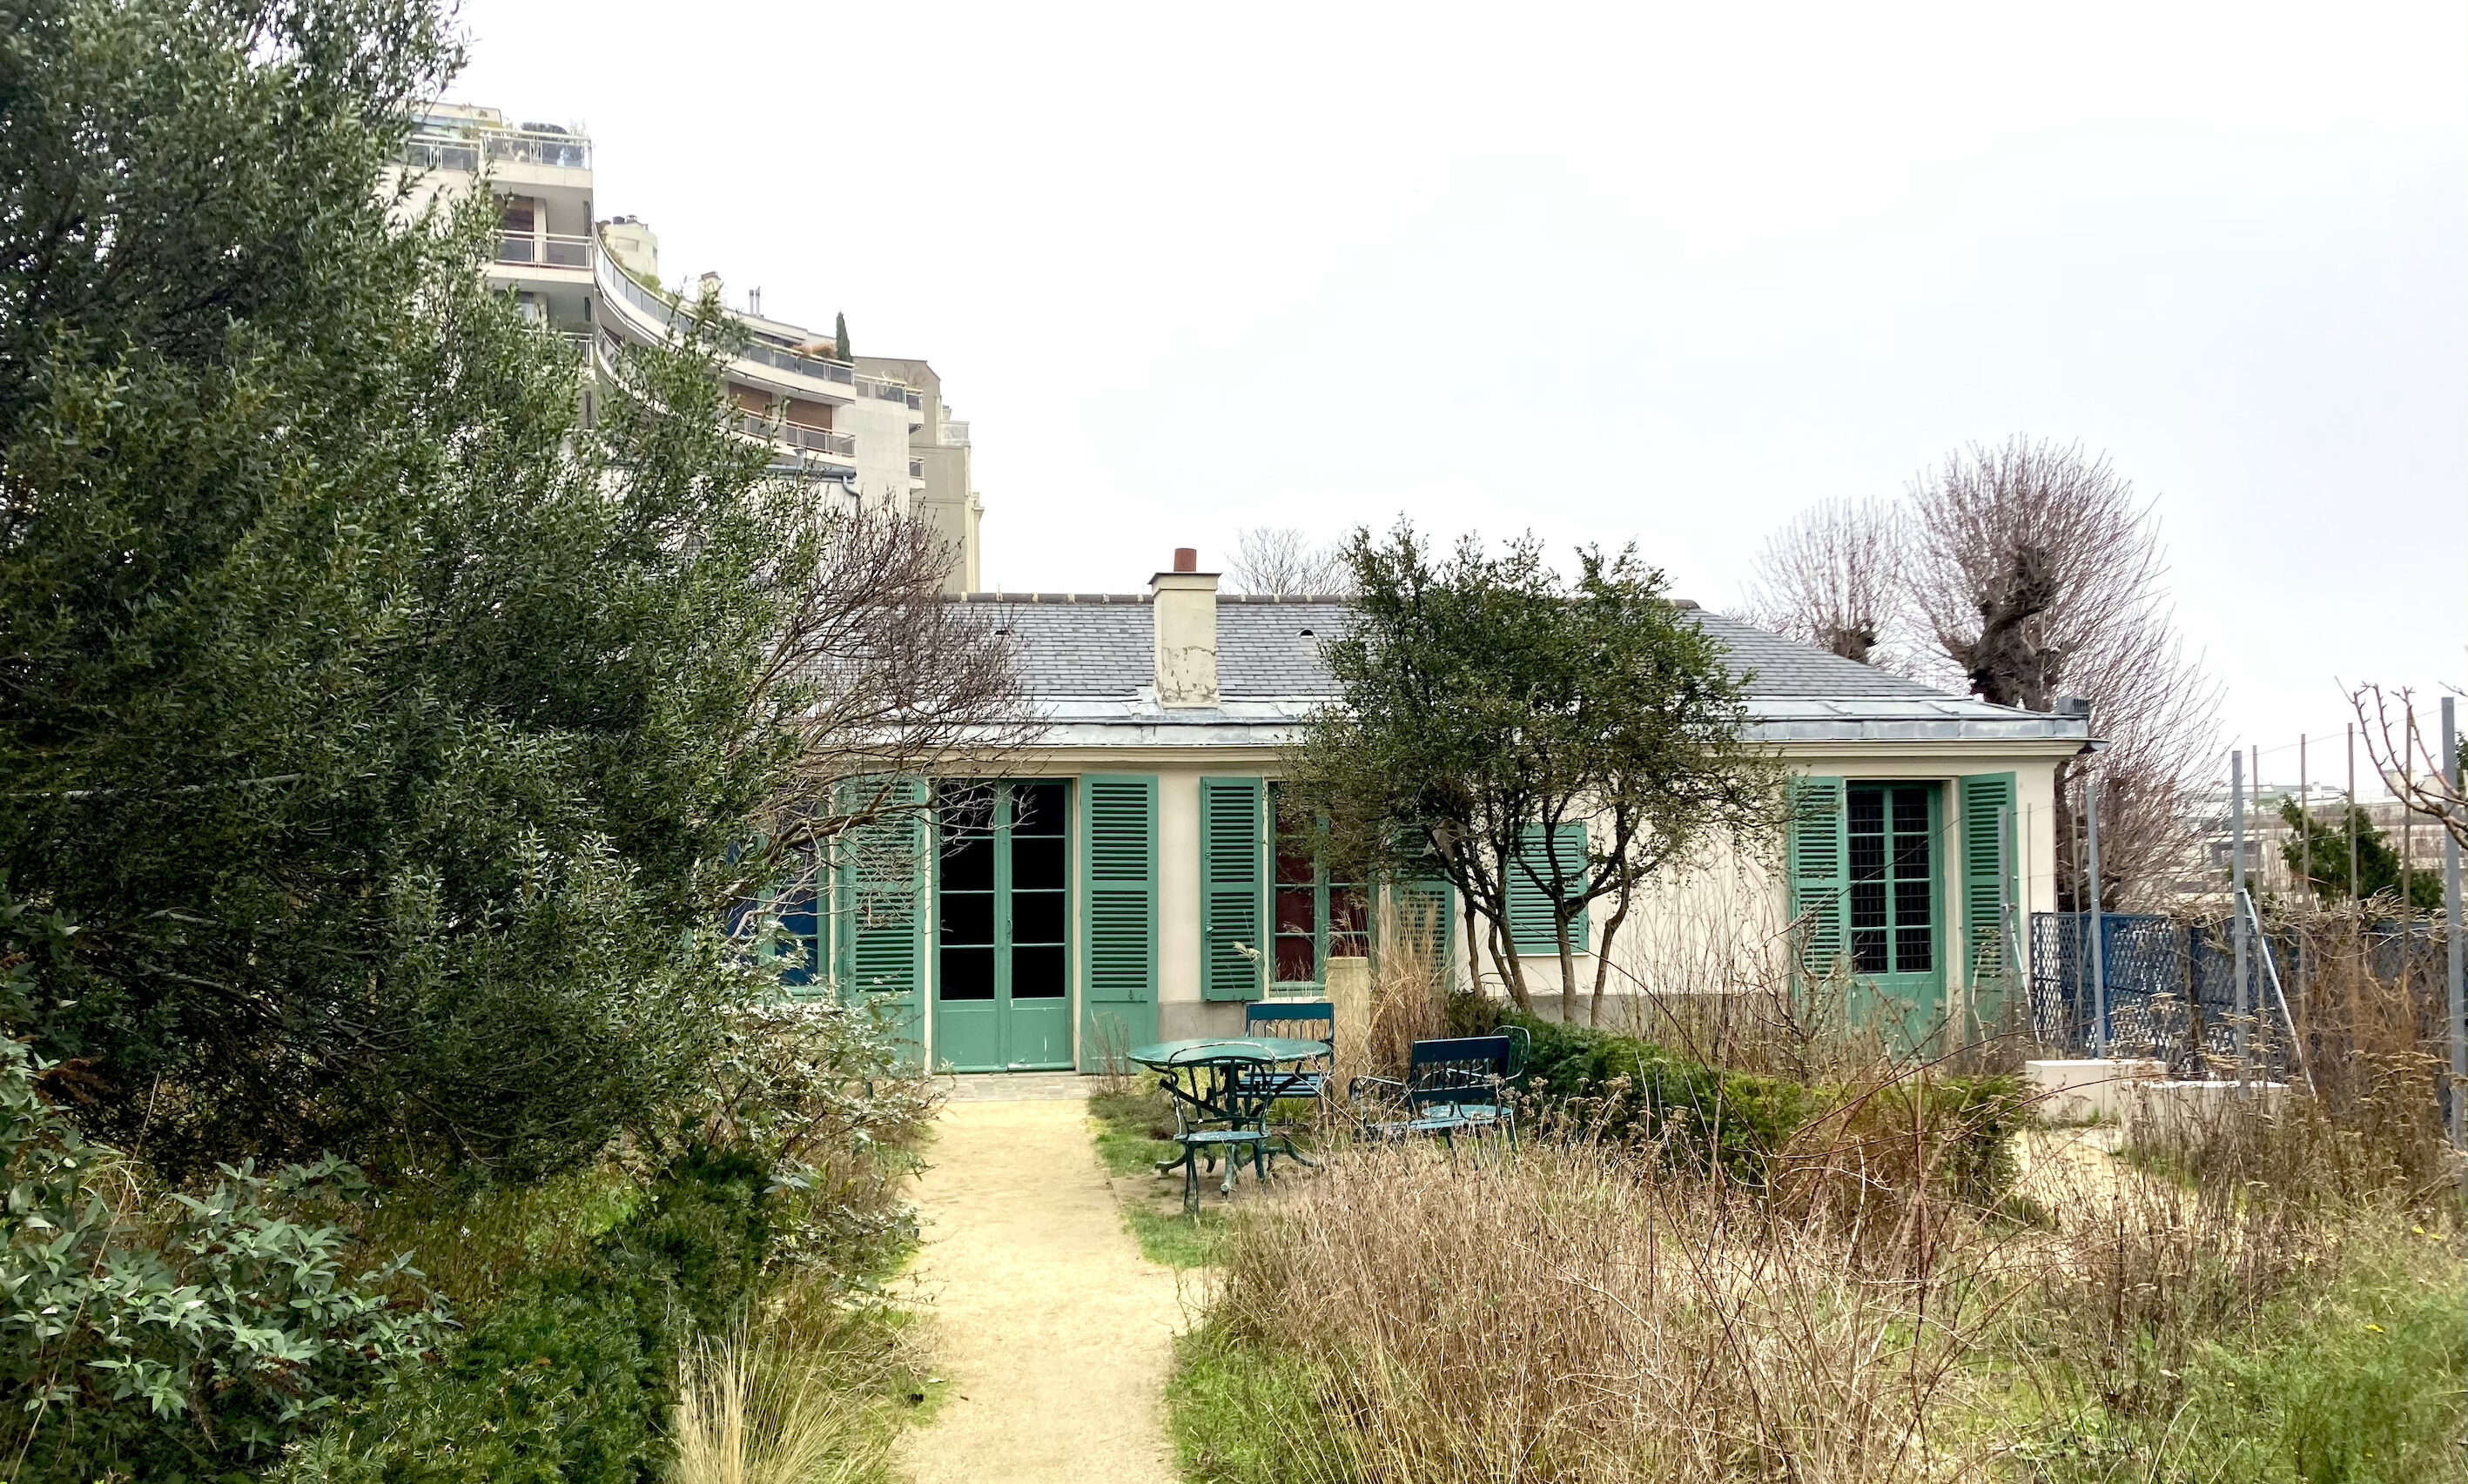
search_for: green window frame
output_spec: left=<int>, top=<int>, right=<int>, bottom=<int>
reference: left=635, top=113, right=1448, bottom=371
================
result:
left=1268, top=785, right=1367, bottom=989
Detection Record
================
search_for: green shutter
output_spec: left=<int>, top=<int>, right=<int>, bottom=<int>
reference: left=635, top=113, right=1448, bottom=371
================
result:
left=1395, top=876, right=1456, bottom=966
left=1788, top=777, right=1850, bottom=976
left=1507, top=823, right=1590, bottom=956
left=1960, top=773, right=2020, bottom=985
left=1200, top=777, right=1267, bottom=1001
left=834, top=780, right=925, bottom=1053
left=1081, top=776, right=1156, bottom=1004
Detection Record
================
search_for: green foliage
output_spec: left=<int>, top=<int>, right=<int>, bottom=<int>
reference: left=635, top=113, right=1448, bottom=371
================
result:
left=283, top=1149, right=780, bottom=1484
left=0, top=0, right=831, bottom=1178
left=0, top=1037, right=443, bottom=1483
left=1502, top=1011, right=1818, bottom=1182
left=1286, top=522, right=1781, bottom=1010
left=1169, top=1323, right=1354, bottom=1484
left=833, top=312, right=851, bottom=360
left=2277, top=802, right=2444, bottom=911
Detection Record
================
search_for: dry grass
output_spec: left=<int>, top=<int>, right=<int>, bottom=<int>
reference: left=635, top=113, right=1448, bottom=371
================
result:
left=669, top=1293, right=911, bottom=1484
left=1176, top=958, right=2468, bottom=1484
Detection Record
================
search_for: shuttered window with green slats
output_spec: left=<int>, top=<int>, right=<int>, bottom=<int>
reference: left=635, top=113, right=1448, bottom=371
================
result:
left=1788, top=776, right=1850, bottom=976
left=833, top=779, right=926, bottom=1054
left=1079, top=774, right=1158, bottom=1070
left=1081, top=776, right=1157, bottom=1004
left=1507, top=822, right=1590, bottom=956
left=1959, top=773, right=2019, bottom=986
left=1200, top=777, right=1267, bottom=1001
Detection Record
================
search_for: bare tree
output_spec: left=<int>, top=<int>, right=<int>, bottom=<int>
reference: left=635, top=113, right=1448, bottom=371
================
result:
left=1904, top=438, right=2219, bottom=908
left=1227, top=527, right=1352, bottom=597
left=747, top=507, right=1030, bottom=902
left=2352, top=683, right=2468, bottom=850
left=1738, top=497, right=1908, bottom=665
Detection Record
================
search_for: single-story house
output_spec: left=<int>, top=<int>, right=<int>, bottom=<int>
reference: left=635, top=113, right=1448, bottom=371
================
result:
left=777, top=553, right=2096, bottom=1072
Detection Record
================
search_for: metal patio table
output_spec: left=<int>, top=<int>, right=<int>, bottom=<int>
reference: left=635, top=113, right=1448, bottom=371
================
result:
left=1129, top=1037, right=1328, bottom=1208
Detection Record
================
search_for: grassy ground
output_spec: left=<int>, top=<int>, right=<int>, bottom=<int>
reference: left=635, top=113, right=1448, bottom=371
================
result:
left=1089, top=1086, right=1297, bottom=1270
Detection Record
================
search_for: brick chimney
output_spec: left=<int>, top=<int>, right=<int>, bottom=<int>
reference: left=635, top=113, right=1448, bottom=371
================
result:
left=1150, top=548, right=1219, bottom=707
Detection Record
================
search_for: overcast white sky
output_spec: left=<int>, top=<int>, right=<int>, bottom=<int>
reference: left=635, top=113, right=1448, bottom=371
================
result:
left=451, top=1, right=2465, bottom=785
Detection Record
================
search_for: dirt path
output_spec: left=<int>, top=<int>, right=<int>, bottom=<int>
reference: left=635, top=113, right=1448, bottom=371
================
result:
left=896, top=1089, right=1187, bottom=1484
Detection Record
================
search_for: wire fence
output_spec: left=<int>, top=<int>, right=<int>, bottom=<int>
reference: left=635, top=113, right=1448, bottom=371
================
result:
left=2027, top=911, right=2452, bottom=1087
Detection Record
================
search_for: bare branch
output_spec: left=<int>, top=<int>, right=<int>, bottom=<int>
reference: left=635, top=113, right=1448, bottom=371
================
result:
left=1226, top=527, right=1353, bottom=597
left=1738, top=497, right=1909, bottom=667
left=2351, top=682, right=2468, bottom=850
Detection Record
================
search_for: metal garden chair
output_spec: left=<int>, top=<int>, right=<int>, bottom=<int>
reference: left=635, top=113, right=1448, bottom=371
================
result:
left=1155, top=1047, right=1278, bottom=1213
left=1350, top=1029, right=1527, bottom=1149
left=1242, top=1000, right=1337, bottom=1103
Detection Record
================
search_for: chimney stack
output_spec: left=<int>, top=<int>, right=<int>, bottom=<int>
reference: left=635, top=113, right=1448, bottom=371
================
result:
left=1151, top=548, right=1219, bottom=707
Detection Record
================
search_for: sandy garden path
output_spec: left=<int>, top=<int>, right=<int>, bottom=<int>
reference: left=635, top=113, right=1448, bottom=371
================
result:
left=896, top=1078, right=1187, bottom=1484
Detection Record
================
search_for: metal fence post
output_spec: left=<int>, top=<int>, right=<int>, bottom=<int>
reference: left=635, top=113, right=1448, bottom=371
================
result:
left=2231, top=749, right=2249, bottom=1085
left=2088, top=769, right=2107, bottom=1058
left=2442, top=695, right=2463, bottom=1152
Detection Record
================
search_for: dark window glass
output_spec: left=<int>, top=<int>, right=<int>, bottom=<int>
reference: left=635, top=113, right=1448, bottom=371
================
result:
left=1847, top=783, right=1932, bottom=976
left=940, top=830, right=993, bottom=893
left=940, top=892, right=994, bottom=945
left=1012, top=782, right=1065, bottom=836
left=1274, top=887, right=1315, bottom=937
left=1012, top=835, right=1064, bottom=891
left=940, top=946, right=995, bottom=1000
left=1275, top=843, right=1315, bottom=887
left=1012, top=890, right=1066, bottom=945
left=1274, top=936, right=1317, bottom=984
left=1329, top=884, right=1369, bottom=960
left=1011, top=944, right=1066, bottom=998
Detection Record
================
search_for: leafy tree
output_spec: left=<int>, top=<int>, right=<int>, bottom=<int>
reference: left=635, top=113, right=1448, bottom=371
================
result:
left=2277, top=802, right=2444, bottom=912
left=1287, top=524, right=1782, bottom=1024
left=0, top=0, right=844, bottom=1175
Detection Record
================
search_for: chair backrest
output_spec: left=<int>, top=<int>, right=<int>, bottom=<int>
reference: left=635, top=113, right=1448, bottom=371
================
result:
left=1405, top=1035, right=1513, bottom=1109
left=1246, top=998, right=1336, bottom=1049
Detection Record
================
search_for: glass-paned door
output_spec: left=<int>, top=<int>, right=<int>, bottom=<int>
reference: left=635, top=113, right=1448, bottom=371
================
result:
left=1269, top=802, right=1367, bottom=991
left=1846, top=782, right=1946, bottom=1037
left=935, top=781, right=1073, bottom=1071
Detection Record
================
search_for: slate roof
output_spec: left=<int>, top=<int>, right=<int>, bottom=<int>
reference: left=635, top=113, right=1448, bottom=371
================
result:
left=944, top=593, right=2094, bottom=749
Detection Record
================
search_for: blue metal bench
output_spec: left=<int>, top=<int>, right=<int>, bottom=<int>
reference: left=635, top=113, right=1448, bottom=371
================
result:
left=1351, top=1030, right=1525, bottom=1148
left=1243, top=1000, right=1336, bottom=1102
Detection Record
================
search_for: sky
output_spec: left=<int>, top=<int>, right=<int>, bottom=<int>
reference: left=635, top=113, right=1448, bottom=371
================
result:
left=448, top=1, right=2467, bottom=790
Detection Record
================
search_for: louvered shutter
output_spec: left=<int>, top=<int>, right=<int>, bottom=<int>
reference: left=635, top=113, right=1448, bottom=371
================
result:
left=835, top=780, right=926, bottom=1044
left=1788, top=777, right=1850, bottom=976
left=1507, top=823, right=1590, bottom=956
left=1395, top=876, right=1456, bottom=964
left=1200, top=777, right=1267, bottom=1001
left=1081, top=776, right=1156, bottom=1004
left=1960, top=773, right=2020, bottom=986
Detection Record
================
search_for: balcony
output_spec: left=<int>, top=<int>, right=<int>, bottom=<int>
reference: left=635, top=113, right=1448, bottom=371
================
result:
left=484, top=130, right=590, bottom=171
left=405, top=136, right=479, bottom=173
left=938, top=420, right=970, bottom=447
left=494, top=232, right=593, bottom=269
left=860, top=377, right=915, bottom=404
left=909, top=460, right=925, bottom=480
left=742, top=413, right=857, bottom=462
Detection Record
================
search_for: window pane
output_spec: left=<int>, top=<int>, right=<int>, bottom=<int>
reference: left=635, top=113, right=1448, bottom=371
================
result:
left=1848, top=788, right=1886, bottom=880
left=1012, top=835, right=1065, bottom=891
left=1853, top=931, right=1888, bottom=973
left=1850, top=879, right=1886, bottom=931
left=940, top=945, right=994, bottom=1000
left=1892, top=785, right=1930, bottom=836
left=1896, top=927, right=1933, bottom=972
left=1012, top=890, right=1065, bottom=945
left=1274, top=886, right=1315, bottom=936
left=1012, top=782, right=1065, bottom=836
left=1893, top=876, right=1932, bottom=929
left=1275, top=843, right=1316, bottom=887
left=1274, top=935, right=1317, bottom=984
left=1011, top=944, right=1066, bottom=998
left=939, top=891, right=994, bottom=945
left=940, top=830, right=993, bottom=893
left=1328, top=884, right=1369, bottom=959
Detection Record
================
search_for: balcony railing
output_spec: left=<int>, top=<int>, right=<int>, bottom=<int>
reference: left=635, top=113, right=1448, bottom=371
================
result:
left=494, top=232, right=593, bottom=268
left=595, top=251, right=860, bottom=390
left=861, top=377, right=912, bottom=403
left=938, top=420, right=970, bottom=447
left=405, top=137, right=479, bottom=173
left=484, top=131, right=591, bottom=171
left=739, top=414, right=856, bottom=460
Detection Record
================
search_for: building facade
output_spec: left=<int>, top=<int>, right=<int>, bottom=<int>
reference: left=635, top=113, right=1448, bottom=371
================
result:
left=397, top=104, right=985, bottom=593
left=773, top=554, right=2097, bottom=1072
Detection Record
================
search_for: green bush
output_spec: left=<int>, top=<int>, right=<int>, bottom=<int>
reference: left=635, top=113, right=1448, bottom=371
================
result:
left=1501, top=1011, right=1818, bottom=1183
left=0, top=1037, right=442, bottom=1484
left=283, top=1146, right=777, bottom=1483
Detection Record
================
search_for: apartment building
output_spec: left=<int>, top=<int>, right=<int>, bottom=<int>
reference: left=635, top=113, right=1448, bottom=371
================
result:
left=398, top=104, right=985, bottom=593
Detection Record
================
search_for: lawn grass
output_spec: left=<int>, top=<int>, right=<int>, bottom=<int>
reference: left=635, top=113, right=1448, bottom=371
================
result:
left=1086, top=1085, right=1259, bottom=1269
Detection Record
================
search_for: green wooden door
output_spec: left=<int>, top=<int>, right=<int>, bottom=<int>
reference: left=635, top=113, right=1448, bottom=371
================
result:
left=1079, top=775, right=1157, bottom=1071
left=933, top=780, right=1073, bottom=1072
left=1959, top=772, right=2020, bottom=1037
left=1846, top=782, right=1947, bottom=1045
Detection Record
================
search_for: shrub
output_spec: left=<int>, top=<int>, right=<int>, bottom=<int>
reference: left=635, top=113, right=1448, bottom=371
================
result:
left=0, top=1038, right=442, bottom=1483
left=1502, top=1011, right=1819, bottom=1182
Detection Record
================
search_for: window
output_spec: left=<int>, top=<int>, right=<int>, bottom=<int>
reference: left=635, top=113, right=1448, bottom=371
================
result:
left=1268, top=787, right=1366, bottom=988
left=1848, top=783, right=1933, bottom=975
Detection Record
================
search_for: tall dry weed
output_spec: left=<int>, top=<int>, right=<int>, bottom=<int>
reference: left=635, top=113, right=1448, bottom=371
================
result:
left=670, top=1325, right=898, bottom=1484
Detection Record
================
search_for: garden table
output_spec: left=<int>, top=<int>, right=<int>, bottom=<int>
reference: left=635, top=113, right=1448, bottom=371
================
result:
left=1128, top=1038, right=1329, bottom=1210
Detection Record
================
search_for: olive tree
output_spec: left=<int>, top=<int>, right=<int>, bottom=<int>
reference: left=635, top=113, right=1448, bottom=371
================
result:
left=1287, top=524, right=1784, bottom=1025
